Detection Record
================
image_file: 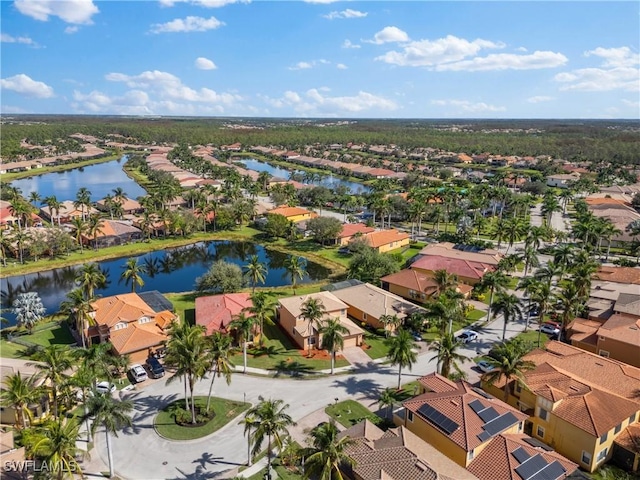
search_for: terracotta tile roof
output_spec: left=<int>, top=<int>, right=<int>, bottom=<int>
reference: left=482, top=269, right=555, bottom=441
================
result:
left=109, top=322, right=168, bottom=356
left=92, top=293, right=157, bottom=328
left=332, top=283, right=425, bottom=320
left=339, top=223, right=375, bottom=238
left=418, top=242, right=503, bottom=266
left=467, top=433, right=578, bottom=480
left=595, top=266, right=640, bottom=285
left=597, top=312, right=640, bottom=344
left=340, top=420, right=478, bottom=480
left=380, top=269, right=439, bottom=295
left=411, top=255, right=493, bottom=281
left=404, top=381, right=527, bottom=452
left=418, top=372, right=460, bottom=393
left=278, top=291, right=347, bottom=319
left=614, top=423, right=640, bottom=454
left=268, top=206, right=316, bottom=218
left=585, top=197, right=631, bottom=206
left=362, top=229, right=410, bottom=249
left=195, top=293, right=253, bottom=336
left=82, top=220, right=141, bottom=240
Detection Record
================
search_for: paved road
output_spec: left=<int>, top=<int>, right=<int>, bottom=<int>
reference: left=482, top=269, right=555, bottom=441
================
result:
left=92, top=312, right=532, bottom=480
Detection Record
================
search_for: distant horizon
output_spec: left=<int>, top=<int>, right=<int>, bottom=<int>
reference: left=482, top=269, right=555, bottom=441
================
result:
left=1, top=1, right=638, bottom=118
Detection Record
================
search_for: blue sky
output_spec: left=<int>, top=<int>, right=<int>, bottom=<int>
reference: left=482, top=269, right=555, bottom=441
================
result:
left=1, top=0, right=639, bottom=118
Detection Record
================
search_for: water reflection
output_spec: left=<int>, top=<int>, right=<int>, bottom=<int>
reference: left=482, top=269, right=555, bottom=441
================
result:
left=1, top=241, right=329, bottom=325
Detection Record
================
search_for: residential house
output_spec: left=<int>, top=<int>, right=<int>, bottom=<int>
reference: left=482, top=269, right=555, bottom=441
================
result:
left=336, top=223, right=375, bottom=246
left=331, top=282, right=425, bottom=332
left=588, top=202, right=640, bottom=244
left=195, top=293, right=253, bottom=336
left=339, top=419, right=479, bottom=480
left=39, top=200, right=98, bottom=224
left=482, top=341, right=640, bottom=473
left=395, top=373, right=528, bottom=467
left=87, top=291, right=177, bottom=363
left=0, top=358, right=49, bottom=427
left=277, top=292, right=363, bottom=350
left=546, top=173, right=580, bottom=189
left=584, top=277, right=640, bottom=321
left=612, top=424, right=640, bottom=472
left=380, top=269, right=473, bottom=304
left=410, top=255, right=494, bottom=286
left=267, top=206, right=318, bottom=223
left=95, top=197, right=144, bottom=216
left=594, top=266, right=640, bottom=285
left=80, top=220, right=142, bottom=248
left=417, top=242, right=503, bottom=267
left=0, top=200, right=43, bottom=229
left=359, top=229, right=410, bottom=253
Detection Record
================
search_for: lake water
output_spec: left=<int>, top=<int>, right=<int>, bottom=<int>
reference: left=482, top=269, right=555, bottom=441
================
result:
left=1, top=241, right=330, bottom=326
left=239, top=158, right=370, bottom=194
left=11, top=157, right=147, bottom=203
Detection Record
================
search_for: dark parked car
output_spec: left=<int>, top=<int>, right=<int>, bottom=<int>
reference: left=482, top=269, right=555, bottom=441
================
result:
left=146, top=357, right=165, bottom=379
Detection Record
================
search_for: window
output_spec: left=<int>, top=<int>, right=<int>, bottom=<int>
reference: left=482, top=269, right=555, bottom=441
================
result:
left=138, top=316, right=152, bottom=324
left=537, top=426, right=545, bottom=439
left=538, top=408, right=549, bottom=421
left=600, top=432, right=608, bottom=444
left=515, top=383, right=522, bottom=394
left=518, top=422, right=523, bottom=433
left=363, top=313, right=367, bottom=320
left=468, top=449, right=475, bottom=461
left=630, top=413, right=637, bottom=424
left=113, top=322, right=127, bottom=331
left=596, top=448, right=608, bottom=463
left=581, top=451, right=592, bottom=466
left=407, top=410, right=413, bottom=422
left=598, top=350, right=610, bottom=358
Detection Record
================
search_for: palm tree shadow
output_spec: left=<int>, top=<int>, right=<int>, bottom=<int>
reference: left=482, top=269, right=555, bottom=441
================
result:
left=331, top=376, right=382, bottom=399
left=248, top=345, right=284, bottom=358
left=274, top=360, right=315, bottom=378
left=167, top=466, right=226, bottom=480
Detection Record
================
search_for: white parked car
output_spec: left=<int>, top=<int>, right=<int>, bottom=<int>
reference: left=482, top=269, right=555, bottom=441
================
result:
left=477, top=360, right=496, bottom=373
left=540, top=324, right=560, bottom=335
left=129, top=364, right=148, bottom=383
left=96, top=381, right=117, bottom=394
left=457, top=330, right=478, bottom=344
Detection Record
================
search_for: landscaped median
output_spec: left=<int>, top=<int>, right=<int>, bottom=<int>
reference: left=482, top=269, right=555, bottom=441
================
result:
left=154, top=396, right=250, bottom=441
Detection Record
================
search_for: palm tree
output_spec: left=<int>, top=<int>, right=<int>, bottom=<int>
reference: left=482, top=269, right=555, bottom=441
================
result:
left=204, top=332, right=233, bottom=412
left=230, top=312, right=258, bottom=374
left=491, top=292, right=523, bottom=341
left=379, top=314, right=401, bottom=337
left=165, top=322, right=209, bottom=424
left=377, top=387, right=396, bottom=420
left=76, top=262, right=107, bottom=300
left=300, top=297, right=327, bottom=358
left=319, top=318, right=349, bottom=375
left=74, top=343, right=114, bottom=390
left=386, top=329, right=418, bottom=389
left=44, top=195, right=62, bottom=226
left=29, top=345, right=74, bottom=418
left=433, top=269, right=458, bottom=296
left=74, top=187, right=92, bottom=221
left=0, top=372, right=43, bottom=428
left=428, top=332, right=469, bottom=379
left=12, top=291, right=46, bottom=334
left=302, top=420, right=354, bottom=480
left=112, top=187, right=128, bottom=207
left=87, top=214, right=105, bottom=250
left=84, top=393, right=133, bottom=479
left=30, top=418, right=84, bottom=480
left=247, top=291, right=276, bottom=347
left=244, top=255, right=267, bottom=293
left=521, top=245, right=540, bottom=277
left=477, top=270, right=509, bottom=322
left=247, top=398, right=295, bottom=477
left=239, top=413, right=256, bottom=467
left=555, top=282, right=581, bottom=341
left=70, top=216, right=88, bottom=252
left=9, top=198, right=29, bottom=231
left=483, top=343, right=535, bottom=402
left=13, top=228, right=31, bottom=264
left=284, top=255, right=306, bottom=295
left=60, top=288, right=94, bottom=348
left=120, top=257, right=147, bottom=293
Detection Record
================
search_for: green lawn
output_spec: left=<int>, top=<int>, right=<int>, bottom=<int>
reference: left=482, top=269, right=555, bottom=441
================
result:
left=0, top=338, right=28, bottom=358
left=230, top=323, right=349, bottom=372
left=362, top=333, right=389, bottom=360
left=154, top=396, right=249, bottom=440
left=513, top=328, right=550, bottom=350
left=507, top=277, right=520, bottom=289
left=20, top=322, right=76, bottom=347
left=401, top=244, right=424, bottom=263
left=466, top=309, right=487, bottom=322
left=245, top=462, right=303, bottom=480
left=325, top=400, right=380, bottom=428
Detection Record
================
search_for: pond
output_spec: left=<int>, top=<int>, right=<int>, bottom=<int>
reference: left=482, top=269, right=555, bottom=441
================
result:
left=0, top=241, right=330, bottom=326
left=10, top=156, right=147, bottom=203
left=239, top=158, right=371, bottom=194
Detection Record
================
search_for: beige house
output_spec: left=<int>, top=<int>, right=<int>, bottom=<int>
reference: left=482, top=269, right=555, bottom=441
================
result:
left=417, top=242, right=503, bottom=267
left=277, top=292, right=363, bottom=350
left=331, top=282, right=425, bottom=332
left=0, top=358, right=48, bottom=427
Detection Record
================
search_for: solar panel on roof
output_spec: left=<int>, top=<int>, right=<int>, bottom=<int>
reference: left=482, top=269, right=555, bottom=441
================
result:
left=523, top=437, right=554, bottom=452
left=481, top=412, right=520, bottom=437
left=516, top=454, right=548, bottom=480
left=416, top=404, right=459, bottom=435
left=472, top=387, right=494, bottom=399
left=512, top=446, right=530, bottom=464
left=139, top=291, right=174, bottom=313
left=468, top=399, right=500, bottom=423
left=538, top=461, right=566, bottom=480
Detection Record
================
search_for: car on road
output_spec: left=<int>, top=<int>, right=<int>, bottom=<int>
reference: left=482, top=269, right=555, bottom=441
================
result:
left=540, top=323, right=560, bottom=335
left=476, top=360, right=496, bottom=373
left=457, top=330, right=478, bottom=344
left=146, top=357, right=165, bottom=379
left=96, top=381, right=117, bottom=394
left=128, top=364, right=148, bottom=383
left=411, top=332, right=424, bottom=342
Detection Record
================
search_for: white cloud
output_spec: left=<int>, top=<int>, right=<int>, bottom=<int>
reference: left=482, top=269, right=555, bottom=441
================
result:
left=159, top=0, right=249, bottom=7
left=15, top=0, right=98, bottom=24
left=336, top=63, right=348, bottom=70
left=586, top=46, right=640, bottom=68
left=1, top=74, right=54, bottom=98
left=368, top=26, right=409, bottom=45
left=623, top=99, right=640, bottom=108
left=149, top=16, right=224, bottom=33
left=436, top=51, right=567, bottom=72
left=65, top=26, right=79, bottom=34
left=263, top=88, right=397, bottom=116
left=72, top=89, right=152, bottom=114
left=342, top=39, right=360, bottom=49
left=1, top=33, right=37, bottom=45
left=105, top=70, right=242, bottom=106
left=431, top=99, right=505, bottom=113
left=288, top=59, right=329, bottom=70
left=527, top=96, right=554, bottom=103
left=323, top=9, right=367, bottom=20
left=195, top=57, right=217, bottom=70
left=376, top=35, right=503, bottom=67
left=0, top=105, right=29, bottom=114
